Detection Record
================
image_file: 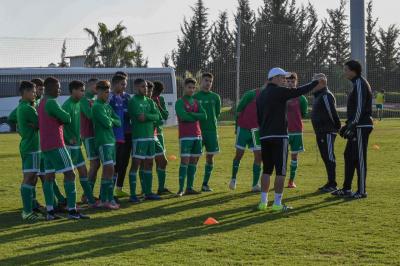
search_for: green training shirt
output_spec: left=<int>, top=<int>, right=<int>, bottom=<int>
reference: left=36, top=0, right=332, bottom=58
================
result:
left=92, top=98, right=121, bottom=147
left=62, top=96, right=81, bottom=146
left=16, top=100, right=39, bottom=155
left=193, top=90, right=221, bottom=132
left=154, top=96, right=169, bottom=135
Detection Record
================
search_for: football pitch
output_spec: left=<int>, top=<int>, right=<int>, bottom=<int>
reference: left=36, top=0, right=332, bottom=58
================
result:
left=0, top=120, right=399, bottom=265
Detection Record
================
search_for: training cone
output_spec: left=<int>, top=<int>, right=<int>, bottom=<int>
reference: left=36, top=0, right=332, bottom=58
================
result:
left=203, top=217, right=219, bottom=225
left=167, top=155, right=177, bottom=161
left=372, top=144, right=380, bottom=150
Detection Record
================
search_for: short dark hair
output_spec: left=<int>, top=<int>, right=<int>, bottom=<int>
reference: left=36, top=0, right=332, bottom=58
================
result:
left=134, top=78, right=146, bottom=86
left=184, top=78, right=197, bottom=86
left=153, top=81, right=165, bottom=96
left=44, top=76, right=59, bottom=88
left=87, top=78, right=99, bottom=84
left=96, top=80, right=111, bottom=91
left=19, top=81, right=35, bottom=95
left=201, top=72, right=214, bottom=79
left=115, top=71, right=128, bottom=78
left=69, top=80, right=85, bottom=93
left=345, top=60, right=362, bottom=76
left=31, top=78, right=44, bottom=87
left=146, top=80, right=154, bottom=89
left=287, top=72, right=298, bottom=80
left=111, top=74, right=127, bottom=85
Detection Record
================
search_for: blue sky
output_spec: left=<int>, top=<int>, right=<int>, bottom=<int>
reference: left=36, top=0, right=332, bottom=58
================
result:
left=0, top=0, right=397, bottom=67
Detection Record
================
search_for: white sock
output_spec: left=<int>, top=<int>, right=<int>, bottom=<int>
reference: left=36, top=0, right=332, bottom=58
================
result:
left=261, top=192, right=268, bottom=204
left=274, top=193, right=283, bottom=206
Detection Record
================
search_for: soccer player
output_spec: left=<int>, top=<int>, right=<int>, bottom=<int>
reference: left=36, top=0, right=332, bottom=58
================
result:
left=229, top=87, right=262, bottom=192
left=286, top=73, right=308, bottom=188
left=375, top=89, right=385, bottom=121
left=128, top=78, right=161, bottom=202
left=80, top=78, right=100, bottom=199
left=152, top=81, right=171, bottom=195
left=92, top=80, right=121, bottom=209
left=15, top=81, right=43, bottom=221
left=256, top=68, right=325, bottom=212
left=333, top=60, right=373, bottom=199
left=193, top=72, right=221, bottom=192
left=109, top=74, right=131, bottom=198
left=175, top=78, right=207, bottom=196
left=31, top=78, right=45, bottom=103
left=63, top=80, right=98, bottom=207
left=38, top=76, right=88, bottom=220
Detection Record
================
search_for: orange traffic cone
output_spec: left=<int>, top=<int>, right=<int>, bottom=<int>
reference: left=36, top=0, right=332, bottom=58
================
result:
left=203, top=217, right=219, bottom=225
left=372, top=144, right=380, bottom=150
left=167, top=154, right=177, bottom=161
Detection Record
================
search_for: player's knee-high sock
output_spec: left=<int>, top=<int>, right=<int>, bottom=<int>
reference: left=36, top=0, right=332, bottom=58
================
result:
left=89, top=180, right=95, bottom=191
left=187, top=164, right=197, bottom=190
left=100, top=179, right=110, bottom=203
left=179, top=164, right=188, bottom=192
left=43, top=180, right=55, bottom=211
left=143, top=171, right=153, bottom=196
left=202, top=163, right=213, bottom=186
left=139, top=169, right=145, bottom=194
left=64, top=180, right=77, bottom=210
left=32, top=186, right=38, bottom=209
left=107, top=179, right=114, bottom=202
left=129, top=171, right=137, bottom=197
left=80, top=177, right=95, bottom=204
left=252, top=164, right=261, bottom=187
left=290, top=160, right=298, bottom=181
left=53, top=180, right=66, bottom=203
left=21, top=184, right=34, bottom=214
left=157, top=168, right=166, bottom=191
left=232, top=160, right=240, bottom=180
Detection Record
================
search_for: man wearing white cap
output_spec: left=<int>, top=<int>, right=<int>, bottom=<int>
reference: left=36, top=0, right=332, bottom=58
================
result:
left=256, top=68, right=326, bottom=211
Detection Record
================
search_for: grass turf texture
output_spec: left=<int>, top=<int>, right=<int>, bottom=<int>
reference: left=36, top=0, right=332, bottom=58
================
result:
left=0, top=120, right=399, bottom=265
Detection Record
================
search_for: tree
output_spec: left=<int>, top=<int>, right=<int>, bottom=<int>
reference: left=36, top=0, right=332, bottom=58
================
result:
left=133, top=43, right=148, bottom=67
left=58, top=39, right=69, bottom=67
left=161, top=54, right=171, bottom=67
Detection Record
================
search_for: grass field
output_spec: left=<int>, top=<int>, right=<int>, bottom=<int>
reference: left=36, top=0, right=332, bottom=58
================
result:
left=0, top=120, right=399, bottom=265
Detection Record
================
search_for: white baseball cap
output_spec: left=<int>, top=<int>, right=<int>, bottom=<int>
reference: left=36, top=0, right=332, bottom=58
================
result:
left=268, top=67, right=290, bottom=79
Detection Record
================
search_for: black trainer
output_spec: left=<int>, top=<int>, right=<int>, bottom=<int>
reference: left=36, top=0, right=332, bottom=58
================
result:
left=331, top=188, right=352, bottom=197
left=67, top=209, right=90, bottom=220
left=352, top=191, right=368, bottom=199
left=46, top=210, right=63, bottom=221
left=185, top=188, right=201, bottom=195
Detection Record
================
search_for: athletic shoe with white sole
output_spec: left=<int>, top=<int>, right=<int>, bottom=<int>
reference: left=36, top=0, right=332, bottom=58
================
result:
left=229, top=179, right=237, bottom=190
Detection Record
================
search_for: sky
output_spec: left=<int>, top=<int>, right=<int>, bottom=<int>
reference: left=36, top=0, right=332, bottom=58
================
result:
left=0, top=0, right=398, bottom=67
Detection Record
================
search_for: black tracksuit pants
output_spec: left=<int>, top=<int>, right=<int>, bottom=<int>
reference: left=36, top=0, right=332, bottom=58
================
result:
left=115, top=133, right=132, bottom=188
left=316, top=133, right=337, bottom=187
left=343, top=127, right=372, bottom=194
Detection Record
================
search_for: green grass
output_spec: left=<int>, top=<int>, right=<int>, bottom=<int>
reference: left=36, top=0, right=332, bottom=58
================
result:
left=0, top=120, right=400, bottom=265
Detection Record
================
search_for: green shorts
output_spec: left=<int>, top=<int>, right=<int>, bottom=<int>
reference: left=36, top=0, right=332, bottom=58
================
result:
left=288, top=133, right=304, bottom=153
left=202, top=130, right=219, bottom=154
left=132, top=138, right=155, bottom=159
left=235, top=127, right=261, bottom=151
left=43, top=147, right=74, bottom=174
left=21, top=151, right=41, bottom=173
left=98, top=144, right=116, bottom=166
left=155, top=134, right=166, bottom=156
left=67, top=145, right=86, bottom=168
left=83, top=137, right=99, bottom=160
left=376, top=104, right=383, bottom=110
left=180, top=137, right=202, bottom=157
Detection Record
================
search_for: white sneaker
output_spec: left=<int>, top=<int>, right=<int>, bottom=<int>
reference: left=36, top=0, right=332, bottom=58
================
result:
left=251, top=184, right=261, bottom=193
left=229, top=179, right=237, bottom=190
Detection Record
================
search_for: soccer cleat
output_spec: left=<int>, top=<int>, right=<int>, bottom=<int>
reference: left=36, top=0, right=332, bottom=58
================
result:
left=144, top=193, right=161, bottom=200
left=287, top=180, right=297, bottom=188
left=271, top=204, right=292, bottom=212
left=229, top=179, right=237, bottom=190
left=114, top=189, right=130, bottom=198
left=157, top=188, right=173, bottom=195
left=100, top=202, right=120, bottom=210
left=251, top=184, right=261, bottom=193
left=176, top=190, right=184, bottom=197
left=46, top=210, right=63, bottom=221
left=257, top=202, right=268, bottom=211
left=352, top=191, right=368, bottom=199
left=320, top=185, right=338, bottom=193
left=185, top=188, right=201, bottom=195
left=88, top=200, right=102, bottom=209
left=67, top=210, right=90, bottom=220
left=201, top=185, right=213, bottom=192
left=129, top=196, right=141, bottom=204
left=22, top=211, right=43, bottom=222
left=331, top=188, right=353, bottom=197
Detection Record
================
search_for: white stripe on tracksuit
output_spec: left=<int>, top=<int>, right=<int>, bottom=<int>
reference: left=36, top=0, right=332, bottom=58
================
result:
left=357, top=128, right=366, bottom=194
left=354, top=79, right=363, bottom=124
left=326, top=134, right=335, bottom=162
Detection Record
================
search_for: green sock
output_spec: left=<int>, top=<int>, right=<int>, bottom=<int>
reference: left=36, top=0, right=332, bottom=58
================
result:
left=80, top=177, right=95, bottom=204
left=20, top=184, right=34, bottom=214
left=129, top=172, right=137, bottom=197
left=203, top=163, right=213, bottom=186
left=290, top=160, right=298, bottom=181
left=53, top=180, right=66, bottom=203
left=232, top=160, right=240, bottom=179
left=32, top=186, right=38, bottom=209
left=157, top=168, right=166, bottom=191
left=107, top=179, right=114, bottom=202
left=143, top=171, right=153, bottom=196
left=43, top=180, right=55, bottom=208
left=89, top=180, right=96, bottom=191
left=100, top=179, right=109, bottom=203
left=64, top=180, right=77, bottom=210
left=187, top=164, right=197, bottom=190
left=139, top=169, right=145, bottom=194
left=179, top=164, right=188, bottom=192
left=252, top=163, right=261, bottom=187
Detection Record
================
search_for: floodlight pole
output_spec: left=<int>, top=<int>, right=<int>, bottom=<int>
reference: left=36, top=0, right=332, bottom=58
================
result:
left=350, top=0, right=366, bottom=77
left=235, top=15, right=241, bottom=107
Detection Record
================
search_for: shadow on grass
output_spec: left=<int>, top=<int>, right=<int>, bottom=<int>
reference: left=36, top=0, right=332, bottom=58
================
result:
left=0, top=191, right=350, bottom=265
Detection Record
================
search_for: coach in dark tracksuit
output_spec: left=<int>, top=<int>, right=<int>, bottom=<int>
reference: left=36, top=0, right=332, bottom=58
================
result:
left=311, top=86, right=341, bottom=192
left=333, top=60, right=373, bottom=199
